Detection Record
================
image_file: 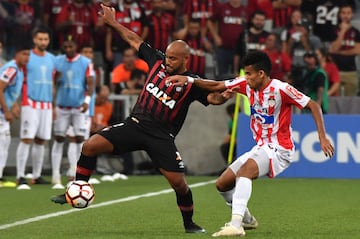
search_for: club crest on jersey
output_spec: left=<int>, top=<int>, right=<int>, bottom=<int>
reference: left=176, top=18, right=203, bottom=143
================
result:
left=268, top=94, right=275, bottom=107
left=146, top=83, right=176, bottom=109
left=157, top=70, right=166, bottom=79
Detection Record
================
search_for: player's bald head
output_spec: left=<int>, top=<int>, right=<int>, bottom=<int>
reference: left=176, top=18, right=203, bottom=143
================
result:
left=166, top=40, right=190, bottom=57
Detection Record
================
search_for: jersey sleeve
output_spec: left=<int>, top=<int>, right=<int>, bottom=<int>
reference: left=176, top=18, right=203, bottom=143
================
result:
left=0, top=67, right=17, bottom=84
left=224, top=77, right=247, bottom=94
left=138, top=42, right=164, bottom=69
left=280, top=83, right=311, bottom=109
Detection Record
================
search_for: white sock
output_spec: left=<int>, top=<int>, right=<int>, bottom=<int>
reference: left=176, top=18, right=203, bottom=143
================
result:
left=219, top=188, right=235, bottom=207
left=67, top=142, right=78, bottom=177
left=51, top=141, right=64, bottom=183
left=16, top=142, right=30, bottom=179
left=0, top=134, right=10, bottom=178
left=31, top=144, right=45, bottom=179
left=243, top=208, right=253, bottom=223
left=231, top=177, right=252, bottom=228
left=76, top=142, right=83, bottom=158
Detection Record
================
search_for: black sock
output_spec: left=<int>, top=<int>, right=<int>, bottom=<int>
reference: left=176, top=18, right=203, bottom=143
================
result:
left=76, top=153, right=97, bottom=181
left=176, top=188, right=194, bottom=226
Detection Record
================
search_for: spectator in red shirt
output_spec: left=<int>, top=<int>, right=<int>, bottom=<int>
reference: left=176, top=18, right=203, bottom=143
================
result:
left=272, top=0, right=301, bottom=34
left=55, top=0, right=98, bottom=51
left=174, top=18, right=208, bottom=77
left=146, top=0, right=175, bottom=52
left=233, top=10, right=270, bottom=75
left=139, top=0, right=176, bottom=16
left=263, top=33, right=292, bottom=82
left=7, top=0, right=35, bottom=59
left=329, top=4, right=360, bottom=96
left=105, top=0, right=149, bottom=69
left=246, top=0, right=273, bottom=32
left=316, top=48, right=340, bottom=96
left=182, top=0, right=218, bottom=39
left=43, top=0, right=73, bottom=52
left=208, top=0, right=246, bottom=78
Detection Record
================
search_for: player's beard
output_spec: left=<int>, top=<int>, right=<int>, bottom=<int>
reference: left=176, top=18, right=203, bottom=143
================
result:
left=166, top=65, right=182, bottom=75
left=37, top=45, right=47, bottom=52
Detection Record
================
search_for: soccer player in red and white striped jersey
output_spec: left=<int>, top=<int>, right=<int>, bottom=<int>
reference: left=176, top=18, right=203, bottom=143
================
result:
left=166, top=50, right=334, bottom=237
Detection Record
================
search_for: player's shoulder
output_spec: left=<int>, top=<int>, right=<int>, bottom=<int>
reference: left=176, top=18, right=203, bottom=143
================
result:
left=45, top=51, right=56, bottom=58
left=0, top=60, right=17, bottom=70
left=79, top=55, right=91, bottom=64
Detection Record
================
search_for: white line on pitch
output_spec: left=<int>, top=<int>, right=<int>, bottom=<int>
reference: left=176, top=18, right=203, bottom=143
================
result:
left=0, top=179, right=216, bottom=231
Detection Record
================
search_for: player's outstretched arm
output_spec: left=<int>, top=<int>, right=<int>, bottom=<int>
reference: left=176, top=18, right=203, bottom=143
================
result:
left=166, top=75, right=227, bottom=92
left=99, top=4, right=143, bottom=51
left=306, top=100, right=335, bottom=158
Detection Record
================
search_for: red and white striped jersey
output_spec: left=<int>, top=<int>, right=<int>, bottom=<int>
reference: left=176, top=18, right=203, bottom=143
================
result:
left=225, top=77, right=310, bottom=150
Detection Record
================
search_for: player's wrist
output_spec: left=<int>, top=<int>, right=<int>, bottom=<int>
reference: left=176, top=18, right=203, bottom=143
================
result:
left=84, top=95, right=91, bottom=105
left=187, top=76, right=195, bottom=84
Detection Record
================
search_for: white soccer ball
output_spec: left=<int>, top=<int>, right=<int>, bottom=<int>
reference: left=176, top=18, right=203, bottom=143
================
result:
left=65, top=180, right=95, bottom=208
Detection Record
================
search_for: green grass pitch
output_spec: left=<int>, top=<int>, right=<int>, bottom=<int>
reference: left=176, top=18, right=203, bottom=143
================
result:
left=0, top=176, right=359, bottom=239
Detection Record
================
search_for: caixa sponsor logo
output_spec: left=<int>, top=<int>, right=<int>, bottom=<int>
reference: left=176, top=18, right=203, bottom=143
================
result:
left=292, top=131, right=360, bottom=164
left=146, top=83, right=176, bottom=109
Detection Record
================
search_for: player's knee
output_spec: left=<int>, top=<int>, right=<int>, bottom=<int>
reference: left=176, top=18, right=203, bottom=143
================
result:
left=34, top=137, right=45, bottom=145
left=54, top=136, right=66, bottom=143
left=170, top=177, right=188, bottom=193
left=82, top=140, right=97, bottom=156
left=81, top=135, right=113, bottom=156
left=215, top=179, right=231, bottom=192
left=75, top=136, right=84, bottom=144
left=21, top=138, right=33, bottom=144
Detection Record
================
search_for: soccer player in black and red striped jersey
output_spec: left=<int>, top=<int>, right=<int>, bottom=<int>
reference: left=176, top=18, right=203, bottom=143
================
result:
left=51, top=3, right=230, bottom=234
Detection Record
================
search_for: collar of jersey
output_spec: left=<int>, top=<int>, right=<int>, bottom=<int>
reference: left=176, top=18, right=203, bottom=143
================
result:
left=66, top=54, right=81, bottom=62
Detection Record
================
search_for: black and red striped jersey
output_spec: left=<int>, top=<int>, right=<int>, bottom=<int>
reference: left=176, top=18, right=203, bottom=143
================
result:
left=131, top=42, right=211, bottom=136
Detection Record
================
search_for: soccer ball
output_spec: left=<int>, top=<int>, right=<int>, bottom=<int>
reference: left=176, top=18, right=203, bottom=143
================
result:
left=65, top=180, right=95, bottom=208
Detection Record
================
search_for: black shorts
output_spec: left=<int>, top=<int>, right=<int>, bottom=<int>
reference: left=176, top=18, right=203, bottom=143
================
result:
left=97, top=117, right=185, bottom=172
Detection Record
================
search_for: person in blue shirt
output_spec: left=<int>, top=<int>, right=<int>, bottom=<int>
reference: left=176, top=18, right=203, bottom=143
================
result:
left=51, top=36, right=95, bottom=189
left=0, top=43, right=31, bottom=188
left=16, top=27, right=57, bottom=189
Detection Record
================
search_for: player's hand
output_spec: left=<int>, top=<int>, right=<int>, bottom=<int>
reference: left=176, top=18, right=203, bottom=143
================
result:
left=81, top=103, right=89, bottom=113
left=166, top=75, right=188, bottom=87
left=4, top=111, right=13, bottom=123
left=221, top=88, right=236, bottom=100
left=11, top=103, right=20, bottom=119
left=320, top=136, right=335, bottom=158
left=99, top=3, right=117, bottom=26
left=52, top=108, right=57, bottom=121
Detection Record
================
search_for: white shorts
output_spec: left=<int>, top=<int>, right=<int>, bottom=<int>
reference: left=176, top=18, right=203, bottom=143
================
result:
left=229, top=143, right=294, bottom=178
left=20, top=106, right=52, bottom=140
left=54, top=106, right=86, bottom=137
left=66, top=115, right=92, bottom=140
left=0, top=111, right=10, bottom=134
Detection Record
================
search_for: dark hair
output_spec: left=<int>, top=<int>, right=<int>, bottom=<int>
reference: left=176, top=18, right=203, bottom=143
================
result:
left=303, top=51, right=319, bottom=65
left=241, top=50, right=272, bottom=76
left=251, top=10, right=266, bottom=19
left=318, top=47, right=333, bottom=63
left=340, top=2, right=355, bottom=12
left=32, top=26, right=50, bottom=38
left=15, top=41, right=32, bottom=53
left=130, top=69, right=147, bottom=80
left=80, top=44, right=93, bottom=50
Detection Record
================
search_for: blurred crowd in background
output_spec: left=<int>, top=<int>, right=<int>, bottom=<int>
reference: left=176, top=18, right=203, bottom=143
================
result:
left=1, top=0, right=360, bottom=101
